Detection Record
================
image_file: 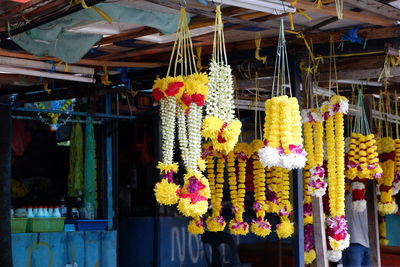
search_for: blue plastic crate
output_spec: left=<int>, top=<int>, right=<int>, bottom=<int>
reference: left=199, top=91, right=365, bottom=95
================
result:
left=65, top=220, right=108, bottom=231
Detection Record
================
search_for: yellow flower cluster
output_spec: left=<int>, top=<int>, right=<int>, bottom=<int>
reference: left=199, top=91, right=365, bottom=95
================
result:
left=334, top=113, right=346, bottom=216
left=326, top=115, right=338, bottom=215
left=275, top=168, right=294, bottom=239
left=178, top=170, right=211, bottom=218
left=154, top=179, right=181, bottom=205
left=396, top=139, right=400, bottom=172
left=303, top=122, right=313, bottom=224
left=378, top=159, right=398, bottom=215
left=229, top=143, right=249, bottom=235
left=346, top=133, right=381, bottom=180
left=265, top=169, right=280, bottom=214
left=377, top=137, right=396, bottom=154
left=188, top=216, right=205, bottom=235
left=206, top=153, right=226, bottom=231
left=202, top=117, right=242, bottom=154
left=379, top=217, right=389, bottom=246
left=250, top=140, right=272, bottom=237
left=304, top=250, right=317, bottom=265
left=259, top=96, right=306, bottom=169
left=314, top=122, right=324, bottom=166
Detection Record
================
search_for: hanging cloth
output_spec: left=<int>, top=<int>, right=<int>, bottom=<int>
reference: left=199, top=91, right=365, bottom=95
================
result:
left=84, top=116, right=97, bottom=218
left=68, top=120, right=84, bottom=197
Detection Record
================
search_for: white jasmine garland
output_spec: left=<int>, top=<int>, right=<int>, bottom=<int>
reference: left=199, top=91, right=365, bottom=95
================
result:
left=177, top=108, right=189, bottom=169
left=187, top=103, right=203, bottom=170
left=160, top=97, right=177, bottom=164
left=206, top=61, right=235, bottom=123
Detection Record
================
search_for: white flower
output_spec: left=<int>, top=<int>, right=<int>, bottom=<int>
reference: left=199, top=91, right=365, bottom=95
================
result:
left=258, top=146, right=280, bottom=168
left=352, top=200, right=367, bottom=212
left=327, top=250, right=342, bottom=262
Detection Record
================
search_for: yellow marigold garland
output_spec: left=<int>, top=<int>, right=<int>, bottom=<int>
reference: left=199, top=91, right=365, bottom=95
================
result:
left=259, top=96, right=306, bottom=169
left=275, top=167, right=294, bottom=239
left=250, top=140, right=272, bottom=237
left=393, top=139, right=400, bottom=195
left=323, top=96, right=350, bottom=258
left=378, top=159, right=398, bottom=215
left=206, top=152, right=226, bottom=231
left=229, top=143, right=250, bottom=235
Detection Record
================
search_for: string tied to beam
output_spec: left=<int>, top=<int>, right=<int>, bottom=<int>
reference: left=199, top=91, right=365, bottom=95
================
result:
left=254, top=33, right=267, bottom=64
left=70, top=0, right=113, bottom=24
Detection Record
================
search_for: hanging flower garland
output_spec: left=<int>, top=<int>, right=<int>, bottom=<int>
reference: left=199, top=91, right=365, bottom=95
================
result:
left=206, top=150, right=226, bottom=232
left=202, top=5, right=241, bottom=154
left=177, top=74, right=211, bottom=231
left=393, top=139, right=400, bottom=195
left=153, top=78, right=184, bottom=206
left=321, top=95, right=350, bottom=261
left=378, top=158, right=398, bottom=215
left=265, top=168, right=279, bottom=214
left=250, top=140, right=272, bottom=237
left=275, top=167, right=294, bottom=239
left=229, top=143, right=250, bottom=235
left=379, top=215, right=389, bottom=246
left=346, top=89, right=382, bottom=212
left=258, top=19, right=306, bottom=170
left=302, top=109, right=327, bottom=198
left=259, top=96, right=307, bottom=170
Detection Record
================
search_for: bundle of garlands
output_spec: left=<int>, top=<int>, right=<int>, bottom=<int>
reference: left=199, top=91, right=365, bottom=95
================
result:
left=301, top=108, right=325, bottom=264
left=377, top=137, right=398, bottom=215
left=202, top=5, right=242, bottom=154
left=320, top=95, right=350, bottom=262
left=152, top=7, right=211, bottom=235
left=258, top=19, right=306, bottom=171
left=346, top=88, right=382, bottom=212
left=201, top=5, right=243, bottom=232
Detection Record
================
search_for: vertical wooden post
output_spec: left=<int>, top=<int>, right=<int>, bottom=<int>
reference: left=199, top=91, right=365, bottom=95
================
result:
left=0, top=96, right=13, bottom=267
left=311, top=197, right=329, bottom=267
left=290, top=53, right=305, bottom=267
left=364, top=94, right=381, bottom=266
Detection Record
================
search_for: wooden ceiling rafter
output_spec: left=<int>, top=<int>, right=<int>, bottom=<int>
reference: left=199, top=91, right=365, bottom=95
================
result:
left=107, top=25, right=400, bottom=63
left=345, top=0, right=400, bottom=20
left=295, top=0, right=396, bottom=26
left=0, top=49, right=167, bottom=68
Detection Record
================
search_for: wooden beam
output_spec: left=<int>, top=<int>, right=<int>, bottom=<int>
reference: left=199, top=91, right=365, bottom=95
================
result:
left=0, top=49, right=166, bottom=68
left=319, top=67, right=400, bottom=80
left=295, top=0, right=396, bottom=26
left=0, top=55, right=95, bottom=75
left=346, top=0, right=400, bottom=20
left=121, top=25, right=400, bottom=63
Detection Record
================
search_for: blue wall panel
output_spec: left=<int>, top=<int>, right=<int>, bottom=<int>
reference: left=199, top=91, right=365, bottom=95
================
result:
left=12, top=231, right=117, bottom=267
left=119, top=217, right=273, bottom=267
left=386, top=215, right=400, bottom=247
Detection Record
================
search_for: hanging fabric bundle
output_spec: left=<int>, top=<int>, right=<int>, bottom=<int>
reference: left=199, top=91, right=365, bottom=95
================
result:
left=258, top=19, right=306, bottom=170
left=202, top=5, right=242, bottom=155
left=346, top=88, right=382, bottom=212
left=152, top=7, right=210, bottom=234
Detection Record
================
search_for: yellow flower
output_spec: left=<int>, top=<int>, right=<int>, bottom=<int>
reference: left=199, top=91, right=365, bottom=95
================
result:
left=187, top=217, right=205, bottom=235
left=276, top=217, right=294, bottom=239
left=304, top=249, right=316, bottom=265
left=154, top=179, right=180, bottom=205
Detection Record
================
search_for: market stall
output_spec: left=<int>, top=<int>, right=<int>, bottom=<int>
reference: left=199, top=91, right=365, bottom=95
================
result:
left=2, top=0, right=400, bottom=267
